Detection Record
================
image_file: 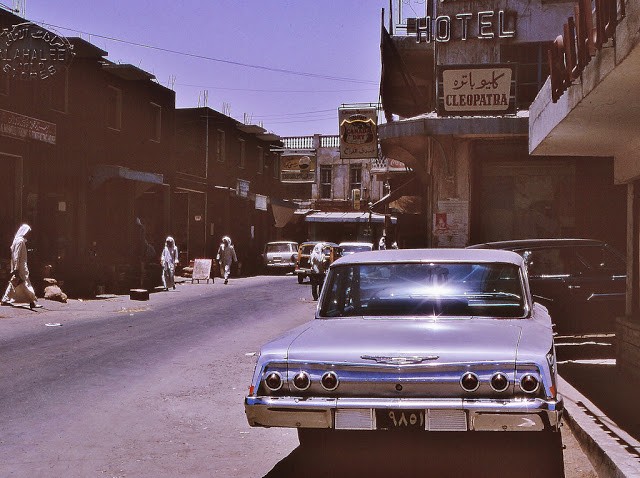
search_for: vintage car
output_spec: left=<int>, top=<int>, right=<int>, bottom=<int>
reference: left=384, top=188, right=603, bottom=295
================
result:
left=468, top=239, right=626, bottom=334
left=245, top=249, right=563, bottom=455
left=339, top=241, right=374, bottom=255
left=294, top=241, right=320, bottom=284
left=262, top=241, right=298, bottom=274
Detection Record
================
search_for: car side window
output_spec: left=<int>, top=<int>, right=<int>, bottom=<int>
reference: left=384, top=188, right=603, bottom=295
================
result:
left=527, top=248, right=585, bottom=277
left=574, top=245, right=626, bottom=273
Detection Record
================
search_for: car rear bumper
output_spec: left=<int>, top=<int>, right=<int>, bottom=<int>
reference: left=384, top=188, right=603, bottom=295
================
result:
left=245, top=395, right=563, bottom=432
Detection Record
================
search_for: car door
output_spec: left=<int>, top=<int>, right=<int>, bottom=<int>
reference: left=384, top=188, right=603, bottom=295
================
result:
left=565, top=244, right=626, bottom=332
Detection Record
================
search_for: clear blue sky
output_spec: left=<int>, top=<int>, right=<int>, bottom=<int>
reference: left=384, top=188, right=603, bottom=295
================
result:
left=20, top=0, right=391, bottom=138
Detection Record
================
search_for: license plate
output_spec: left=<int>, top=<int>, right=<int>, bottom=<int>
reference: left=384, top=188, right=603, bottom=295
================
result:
left=376, top=409, right=425, bottom=430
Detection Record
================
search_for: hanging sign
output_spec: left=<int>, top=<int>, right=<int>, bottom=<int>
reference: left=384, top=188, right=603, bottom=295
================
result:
left=339, top=107, right=378, bottom=160
left=438, top=64, right=516, bottom=116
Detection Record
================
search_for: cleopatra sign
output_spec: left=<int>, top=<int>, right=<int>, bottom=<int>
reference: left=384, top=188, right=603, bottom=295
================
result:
left=0, top=22, right=74, bottom=80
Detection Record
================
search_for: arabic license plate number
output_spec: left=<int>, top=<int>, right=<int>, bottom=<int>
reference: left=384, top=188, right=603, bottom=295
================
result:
left=376, top=409, right=425, bottom=430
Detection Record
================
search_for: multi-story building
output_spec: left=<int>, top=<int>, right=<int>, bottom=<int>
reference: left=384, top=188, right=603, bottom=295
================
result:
left=278, top=133, right=390, bottom=244
left=378, top=0, right=626, bottom=250
left=1, top=9, right=175, bottom=294
left=527, top=0, right=640, bottom=376
left=173, top=108, right=291, bottom=275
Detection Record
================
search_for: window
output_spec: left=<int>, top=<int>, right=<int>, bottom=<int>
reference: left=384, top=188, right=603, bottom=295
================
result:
left=216, top=129, right=225, bottom=162
left=320, top=166, right=332, bottom=199
left=257, top=146, right=264, bottom=174
left=238, top=139, right=246, bottom=168
left=150, top=103, right=161, bottom=142
left=106, top=86, right=122, bottom=130
left=272, top=154, right=279, bottom=179
left=0, top=75, right=8, bottom=96
left=320, top=263, right=525, bottom=318
left=39, top=69, right=68, bottom=112
left=350, top=164, right=362, bottom=194
left=500, top=42, right=551, bottom=110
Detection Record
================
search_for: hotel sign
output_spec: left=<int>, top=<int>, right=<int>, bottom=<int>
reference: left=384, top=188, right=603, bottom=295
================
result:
left=438, top=64, right=516, bottom=116
left=339, top=107, right=378, bottom=160
left=0, top=22, right=73, bottom=80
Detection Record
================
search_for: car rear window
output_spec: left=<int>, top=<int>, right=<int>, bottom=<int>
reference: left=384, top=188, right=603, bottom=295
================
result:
left=301, top=245, right=316, bottom=255
left=320, top=262, right=526, bottom=318
left=267, top=243, right=293, bottom=253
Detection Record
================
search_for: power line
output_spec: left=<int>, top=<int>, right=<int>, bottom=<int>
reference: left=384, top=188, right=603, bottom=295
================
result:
left=251, top=108, right=336, bottom=118
left=34, top=20, right=379, bottom=86
left=177, top=83, right=378, bottom=94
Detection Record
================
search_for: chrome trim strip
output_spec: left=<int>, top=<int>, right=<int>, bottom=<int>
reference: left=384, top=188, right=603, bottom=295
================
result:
left=244, top=396, right=563, bottom=430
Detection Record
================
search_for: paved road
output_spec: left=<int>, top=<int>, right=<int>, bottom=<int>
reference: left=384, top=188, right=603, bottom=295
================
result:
left=0, top=275, right=596, bottom=477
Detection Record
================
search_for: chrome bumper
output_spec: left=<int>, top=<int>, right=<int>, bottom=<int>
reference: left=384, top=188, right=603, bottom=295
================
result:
left=245, top=395, right=563, bottom=432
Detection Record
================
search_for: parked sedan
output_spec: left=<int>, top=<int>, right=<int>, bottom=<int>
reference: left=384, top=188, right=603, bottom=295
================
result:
left=245, top=249, right=563, bottom=468
left=339, top=241, right=373, bottom=255
left=468, top=239, right=626, bottom=334
left=262, top=241, right=298, bottom=274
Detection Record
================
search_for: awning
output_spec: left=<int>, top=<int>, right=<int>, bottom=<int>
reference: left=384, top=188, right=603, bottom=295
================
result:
left=90, top=164, right=164, bottom=190
left=270, top=197, right=298, bottom=228
left=305, top=212, right=396, bottom=224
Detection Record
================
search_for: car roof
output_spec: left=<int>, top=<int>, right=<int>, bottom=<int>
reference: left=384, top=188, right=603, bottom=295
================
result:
left=468, top=238, right=606, bottom=250
left=331, top=248, right=525, bottom=267
left=301, top=241, right=339, bottom=246
left=266, top=241, right=297, bottom=245
left=339, top=242, right=373, bottom=247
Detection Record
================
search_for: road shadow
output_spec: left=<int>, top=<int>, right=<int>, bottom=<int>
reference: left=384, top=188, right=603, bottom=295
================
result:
left=262, top=431, right=564, bottom=478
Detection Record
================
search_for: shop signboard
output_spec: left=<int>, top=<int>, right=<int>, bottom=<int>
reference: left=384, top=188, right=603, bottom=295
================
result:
left=339, top=107, right=378, bottom=160
left=0, top=108, right=56, bottom=144
left=437, top=64, right=516, bottom=116
left=0, top=22, right=74, bottom=80
left=236, top=179, right=250, bottom=198
left=280, top=151, right=316, bottom=183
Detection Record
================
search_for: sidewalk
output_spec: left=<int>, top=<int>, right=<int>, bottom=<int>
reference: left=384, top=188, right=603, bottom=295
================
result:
left=558, top=373, right=640, bottom=477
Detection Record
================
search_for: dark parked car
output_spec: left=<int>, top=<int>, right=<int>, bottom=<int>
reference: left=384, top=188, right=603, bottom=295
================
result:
left=468, top=239, right=626, bottom=334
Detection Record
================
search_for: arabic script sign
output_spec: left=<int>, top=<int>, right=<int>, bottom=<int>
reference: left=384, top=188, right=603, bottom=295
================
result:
left=280, top=151, right=316, bottom=183
left=0, top=22, right=73, bottom=80
left=439, top=65, right=515, bottom=116
left=339, top=107, right=378, bottom=160
left=0, top=108, right=56, bottom=144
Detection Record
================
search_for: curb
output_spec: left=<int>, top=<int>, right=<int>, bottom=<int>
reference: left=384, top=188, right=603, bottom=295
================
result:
left=558, top=375, right=640, bottom=477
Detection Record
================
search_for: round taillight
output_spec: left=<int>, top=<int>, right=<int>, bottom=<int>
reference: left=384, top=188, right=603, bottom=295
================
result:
left=460, top=372, right=480, bottom=392
left=321, top=371, right=339, bottom=391
left=264, top=372, right=283, bottom=392
left=293, top=371, right=311, bottom=391
left=490, top=372, right=509, bottom=392
left=520, top=374, right=539, bottom=394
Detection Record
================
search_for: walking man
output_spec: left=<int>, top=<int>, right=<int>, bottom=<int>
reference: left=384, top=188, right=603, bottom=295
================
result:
left=216, top=236, right=237, bottom=284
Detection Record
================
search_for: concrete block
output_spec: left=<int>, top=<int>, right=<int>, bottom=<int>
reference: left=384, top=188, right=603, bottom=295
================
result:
left=129, top=288, right=149, bottom=301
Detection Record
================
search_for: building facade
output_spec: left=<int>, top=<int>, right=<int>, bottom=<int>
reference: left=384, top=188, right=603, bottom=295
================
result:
left=378, top=0, right=626, bottom=251
left=1, top=10, right=175, bottom=295
left=279, top=134, right=390, bottom=245
left=527, top=0, right=640, bottom=377
left=173, top=108, right=290, bottom=275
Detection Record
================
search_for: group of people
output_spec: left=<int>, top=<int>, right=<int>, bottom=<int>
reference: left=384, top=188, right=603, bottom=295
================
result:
left=378, top=236, right=398, bottom=250
left=1, top=224, right=239, bottom=308
left=160, top=234, right=238, bottom=288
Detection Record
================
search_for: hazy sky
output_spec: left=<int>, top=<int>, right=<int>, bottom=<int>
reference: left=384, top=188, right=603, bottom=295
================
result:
left=19, top=0, right=392, bottom=138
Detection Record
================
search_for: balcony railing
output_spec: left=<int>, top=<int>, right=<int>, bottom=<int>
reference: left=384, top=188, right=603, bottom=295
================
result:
left=281, top=135, right=341, bottom=150
left=281, top=136, right=314, bottom=149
